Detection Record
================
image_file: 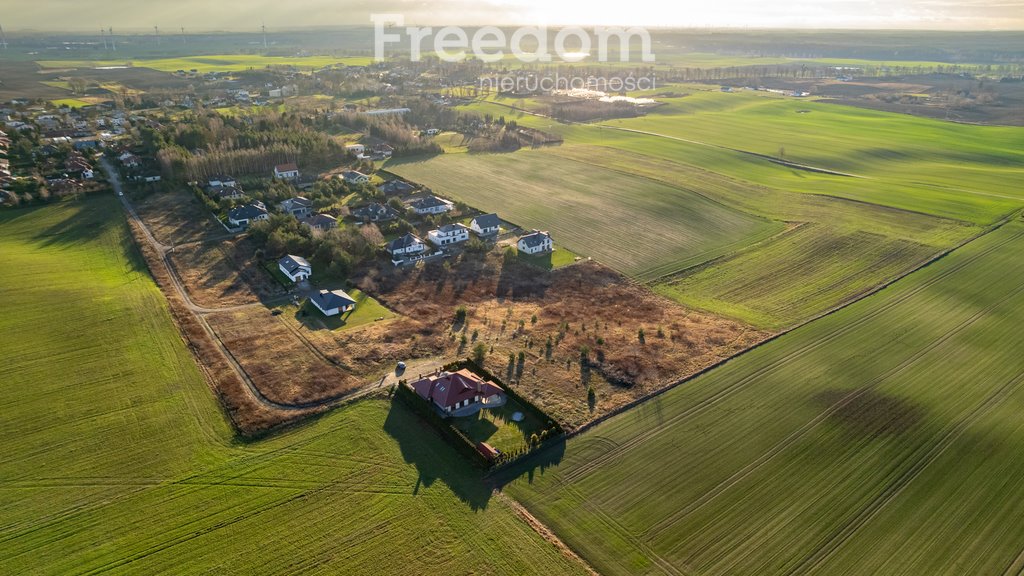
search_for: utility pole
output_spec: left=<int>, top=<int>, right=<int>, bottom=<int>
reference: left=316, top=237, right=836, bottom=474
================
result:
left=109, top=27, right=116, bottom=51
left=154, top=25, right=160, bottom=46
left=181, top=26, right=186, bottom=45
left=262, top=23, right=268, bottom=50
left=100, top=28, right=108, bottom=50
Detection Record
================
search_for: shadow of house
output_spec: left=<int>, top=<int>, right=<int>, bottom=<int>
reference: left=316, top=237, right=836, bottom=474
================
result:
left=487, top=436, right=566, bottom=491
left=383, top=400, right=494, bottom=511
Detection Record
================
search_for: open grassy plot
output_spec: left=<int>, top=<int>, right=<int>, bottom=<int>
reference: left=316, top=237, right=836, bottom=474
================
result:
left=49, top=97, right=93, bottom=108
left=0, top=198, right=589, bottom=575
left=505, top=218, right=1024, bottom=576
left=655, top=224, right=940, bottom=328
left=599, top=91, right=1024, bottom=222
left=296, top=288, right=396, bottom=331
left=36, top=54, right=374, bottom=73
left=389, top=149, right=784, bottom=280
left=451, top=398, right=547, bottom=455
left=516, top=246, right=580, bottom=270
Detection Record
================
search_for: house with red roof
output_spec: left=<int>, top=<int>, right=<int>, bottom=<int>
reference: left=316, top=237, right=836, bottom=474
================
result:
left=411, top=369, right=505, bottom=415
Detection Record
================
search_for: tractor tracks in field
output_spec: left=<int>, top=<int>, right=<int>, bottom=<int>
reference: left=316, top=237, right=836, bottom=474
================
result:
left=646, top=274, right=1024, bottom=544
left=787, top=367, right=1024, bottom=575
left=558, top=223, right=1024, bottom=487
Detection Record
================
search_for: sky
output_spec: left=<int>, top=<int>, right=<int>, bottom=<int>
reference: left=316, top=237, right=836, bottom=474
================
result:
left=4, top=0, right=1024, bottom=31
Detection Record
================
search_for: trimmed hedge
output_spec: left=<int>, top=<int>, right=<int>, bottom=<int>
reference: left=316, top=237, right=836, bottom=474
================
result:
left=394, top=358, right=565, bottom=470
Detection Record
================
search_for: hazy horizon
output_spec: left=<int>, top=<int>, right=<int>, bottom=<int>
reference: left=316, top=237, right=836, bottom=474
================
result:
left=4, top=0, right=1024, bottom=32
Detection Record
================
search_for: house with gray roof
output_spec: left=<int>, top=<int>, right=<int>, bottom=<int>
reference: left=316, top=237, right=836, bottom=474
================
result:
left=350, top=202, right=399, bottom=223
left=278, top=196, right=313, bottom=218
left=310, top=289, right=357, bottom=316
left=377, top=179, right=416, bottom=196
left=407, top=195, right=453, bottom=215
left=278, top=254, right=312, bottom=283
left=227, top=202, right=269, bottom=228
left=470, top=213, right=501, bottom=237
left=517, top=230, right=553, bottom=255
left=386, top=233, right=426, bottom=256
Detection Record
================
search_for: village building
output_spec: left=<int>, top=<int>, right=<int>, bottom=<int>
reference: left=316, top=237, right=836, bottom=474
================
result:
left=428, top=223, right=470, bottom=247
left=517, top=230, right=553, bottom=255
left=228, top=202, right=269, bottom=228
left=377, top=179, right=416, bottom=196
left=273, top=163, right=300, bottom=180
left=470, top=213, right=500, bottom=237
left=386, top=233, right=426, bottom=256
left=341, top=170, right=370, bottom=185
left=350, top=202, right=399, bottom=222
left=310, top=289, right=357, bottom=316
left=411, top=369, right=505, bottom=415
left=278, top=196, right=313, bottom=218
left=302, top=213, right=338, bottom=231
left=408, top=195, right=453, bottom=215
left=278, top=254, right=312, bottom=283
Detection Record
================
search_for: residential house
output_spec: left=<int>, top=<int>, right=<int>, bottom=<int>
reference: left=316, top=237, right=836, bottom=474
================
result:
left=407, top=195, right=453, bottom=216
left=228, top=202, right=269, bottom=228
left=278, top=254, right=312, bottom=282
left=517, top=230, right=553, bottom=255
left=377, top=179, right=415, bottom=197
left=428, top=223, right=470, bottom=247
left=386, top=233, right=426, bottom=256
left=302, top=213, right=338, bottom=231
left=411, top=369, right=505, bottom=414
left=470, top=213, right=500, bottom=237
left=213, top=185, right=245, bottom=201
left=118, top=152, right=141, bottom=168
left=64, top=154, right=94, bottom=179
left=341, top=170, right=369, bottom=185
left=344, top=143, right=366, bottom=157
left=350, top=202, right=399, bottom=223
left=207, top=175, right=237, bottom=188
left=371, top=143, right=394, bottom=158
left=278, top=196, right=313, bottom=218
left=310, top=289, right=357, bottom=316
left=273, top=163, right=300, bottom=180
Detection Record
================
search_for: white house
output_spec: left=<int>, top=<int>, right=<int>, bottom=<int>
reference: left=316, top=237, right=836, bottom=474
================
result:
left=278, top=196, right=313, bottom=218
left=428, top=223, right=470, bottom=247
left=228, top=202, right=269, bottom=228
left=408, top=195, right=453, bottom=216
left=274, top=163, right=300, bottom=180
left=310, top=289, right=357, bottom=316
left=278, top=254, right=312, bottom=282
left=341, top=170, right=369, bottom=185
left=386, top=233, right=426, bottom=256
left=207, top=175, right=237, bottom=188
left=517, top=230, right=553, bottom=255
left=470, top=213, right=500, bottom=237
left=344, top=143, right=366, bottom=157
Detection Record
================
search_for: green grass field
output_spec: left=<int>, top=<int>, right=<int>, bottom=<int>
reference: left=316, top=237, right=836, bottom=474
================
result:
left=36, top=54, right=373, bottom=73
left=49, top=97, right=93, bottom=108
left=505, top=218, right=1024, bottom=575
left=389, top=149, right=784, bottom=280
left=451, top=93, right=1020, bottom=327
left=0, top=198, right=588, bottom=575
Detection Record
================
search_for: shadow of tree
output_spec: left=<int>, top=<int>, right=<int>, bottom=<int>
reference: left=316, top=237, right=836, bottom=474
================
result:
left=383, top=400, right=494, bottom=511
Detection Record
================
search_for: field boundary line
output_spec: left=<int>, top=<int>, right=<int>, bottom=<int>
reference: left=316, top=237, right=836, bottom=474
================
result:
left=650, top=274, right=1024, bottom=542
left=520, top=210, right=1022, bottom=479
